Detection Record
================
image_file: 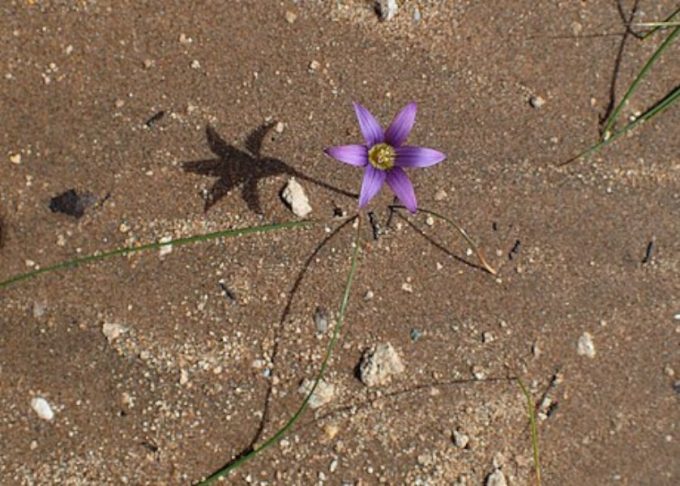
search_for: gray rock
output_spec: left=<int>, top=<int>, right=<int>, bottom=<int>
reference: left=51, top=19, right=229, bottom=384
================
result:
left=359, top=343, right=404, bottom=387
left=314, top=306, right=329, bottom=334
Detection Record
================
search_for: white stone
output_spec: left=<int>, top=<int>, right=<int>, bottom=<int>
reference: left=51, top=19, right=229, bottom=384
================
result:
left=31, top=397, right=54, bottom=421
left=377, top=0, right=399, bottom=21
left=102, top=322, right=128, bottom=343
left=577, top=332, right=596, bottom=358
left=359, top=343, right=405, bottom=387
left=453, top=430, right=469, bottom=448
left=298, top=379, right=335, bottom=409
left=158, top=236, right=173, bottom=257
left=281, top=178, right=312, bottom=217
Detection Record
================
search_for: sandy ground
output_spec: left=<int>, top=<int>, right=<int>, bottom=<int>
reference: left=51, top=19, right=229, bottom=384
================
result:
left=1, top=0, right=679, bottom=484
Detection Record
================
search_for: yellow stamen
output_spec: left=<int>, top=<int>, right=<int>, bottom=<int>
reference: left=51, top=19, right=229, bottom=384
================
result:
left=368, top=143, right=396, bottom=170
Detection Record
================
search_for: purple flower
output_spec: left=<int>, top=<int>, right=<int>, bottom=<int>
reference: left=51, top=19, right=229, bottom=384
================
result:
left=324, top=102, right=446, bottom=213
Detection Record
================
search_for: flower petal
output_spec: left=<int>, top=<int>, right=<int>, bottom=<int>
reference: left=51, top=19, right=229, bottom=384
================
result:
left=358, top=166, right=386, bottom=208
left=353, top=102, right=384, bottom=147
left=395, top=146, right=446, bottom=168
left=386, top=167, right=417, bottom=213
left=324, top=144, right=368, bottom=167
left=384, top=102, right=417, bottom=147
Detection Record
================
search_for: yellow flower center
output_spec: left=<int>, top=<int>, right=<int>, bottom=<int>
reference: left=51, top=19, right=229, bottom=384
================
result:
left=368, top=143, right=395, bottom=171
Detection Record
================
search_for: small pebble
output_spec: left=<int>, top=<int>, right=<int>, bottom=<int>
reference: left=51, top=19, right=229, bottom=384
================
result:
left=425, top=216, right=434, bottom=226
left=178, top=33, right=192, bottom=44
left=486, top=469, right=507, bottom=486
left=377, top=0, right=399, bottom=21
left=577, top=332, right=596, bottom=358
left=529, top=95, right=546, bottom=108
left=284, top=11, right=297, bottom=23
left=409, top=328, right=423, bottom=342
left=363, top=290, right=374, bottom=301
left=102, top=322, right=128, bottom=343
left=281, top=178, right=312, bottom=217
left=401, top=282, right=413, bottom=293
left=308, top=60, right=321, bottom=72
left=314, top=306, right=329, bottom=334
left=9, top=153, right=21, bottom=164
left=471, top=365, right=486, bottom=380
left=298, top=379, right=335, bottom=409
left=452, top=429, right=469, bottom=449
left=158, top=236, right=173, bottom=257
left=434, top=189, right=447, bottom=201
left=482, top=332, right=494, bottom=343
left=31, top=397, right=55, bottom=421
left=274, top=121, right=285, bottom=133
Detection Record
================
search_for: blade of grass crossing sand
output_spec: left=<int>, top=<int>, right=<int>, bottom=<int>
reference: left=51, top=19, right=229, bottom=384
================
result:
left=564, top=84, right=680, bottom=165
left=0, top=220, right=313, bottom=290
left=517, top=379, right=542, bottom=486
left=640, top=6, right=680, bottom=39
left=197, top=217, right=362, bottom=485
left=601, top=24, right=679, bottom=138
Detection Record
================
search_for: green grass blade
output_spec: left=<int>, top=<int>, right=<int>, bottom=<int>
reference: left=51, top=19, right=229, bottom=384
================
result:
left=0, top=220, right=313, bottom=290
left=197, top=217, right=362, bottom=485
left=561, top=84, right=680, bottom=165
left=391, top=205, right=497, bottom=275
left=641, top=6, right=680, bottom=39
left=517, top=379, right=542, bottom=486
left=602, top=24, right=679, bottom=138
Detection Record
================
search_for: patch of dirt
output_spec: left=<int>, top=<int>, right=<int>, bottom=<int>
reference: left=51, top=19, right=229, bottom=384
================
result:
left=1, top=1, right=679, bottom=485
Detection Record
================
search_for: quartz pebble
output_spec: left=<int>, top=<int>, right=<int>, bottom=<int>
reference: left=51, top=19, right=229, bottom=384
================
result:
left=281, top=178, right=312, bottom=217
left=577, top=332, right=596, bottom=358
left=31, top=397, right=55, bottom=421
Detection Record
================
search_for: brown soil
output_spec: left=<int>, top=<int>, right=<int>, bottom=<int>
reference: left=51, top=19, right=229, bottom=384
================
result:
left=1, top=1, right=679, bottom=484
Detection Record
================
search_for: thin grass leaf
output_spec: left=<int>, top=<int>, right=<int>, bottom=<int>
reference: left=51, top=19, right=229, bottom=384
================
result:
left=641, top=6, right=680, bottom=39
left=197, top=216, right=362, bottom=485
left=391, top=205, right=497, bottom=275
left=517, top=379, right=542, bottom=486
left=561, top=84, right=680, bottom=166
left=601, top=24, right=679, bottom=138
left=0, top=220, right=313, bottom=290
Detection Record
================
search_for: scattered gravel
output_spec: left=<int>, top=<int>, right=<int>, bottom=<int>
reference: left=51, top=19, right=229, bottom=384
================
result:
left=30, top=397, right=55, bottom=421
left=577, top=332, right=596, bottom=358
left=358, top=343, right=405, bottom=387
left=281, top=178, right=312, bottom=217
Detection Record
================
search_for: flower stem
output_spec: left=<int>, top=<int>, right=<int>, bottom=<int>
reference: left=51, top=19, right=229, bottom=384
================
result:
left=196, top=216, right=362, bottom=484
left=391, top=205, right=497, bottom=275
left=0, top=220, right=313, bottom=290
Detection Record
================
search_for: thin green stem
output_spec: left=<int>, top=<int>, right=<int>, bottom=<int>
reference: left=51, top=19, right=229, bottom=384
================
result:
left=0, top=220, right=313, bottom=290
left=197, top=216, right=362, bottom=485
left=640, top=6, right=680, bottom=39
left=602, top=24, right=679, bottom=137
left=517, top=379, right=542, bottom=486
left=391, top=206, right=497, bottom=275
left=561, top=84, right=680, bottom=165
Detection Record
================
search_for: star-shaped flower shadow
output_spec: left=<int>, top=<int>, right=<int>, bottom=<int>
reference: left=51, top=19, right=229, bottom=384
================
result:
left=183, top=124, right=356, bottom=213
